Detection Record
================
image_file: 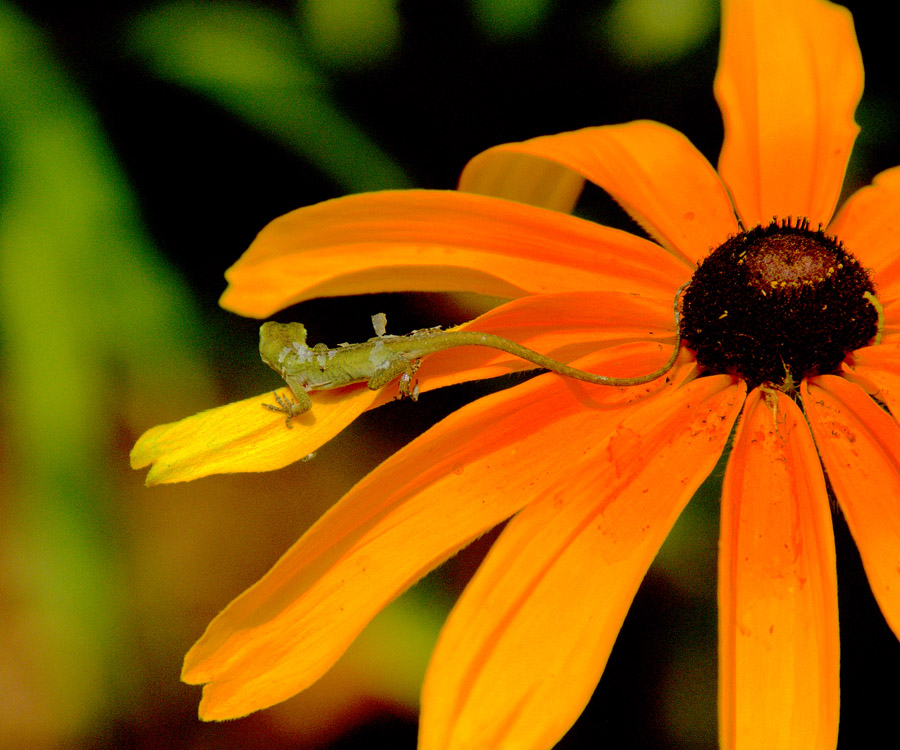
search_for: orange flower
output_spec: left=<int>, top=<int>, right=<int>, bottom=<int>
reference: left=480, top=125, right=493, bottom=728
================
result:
left=131, top=0, right=900, bottom=747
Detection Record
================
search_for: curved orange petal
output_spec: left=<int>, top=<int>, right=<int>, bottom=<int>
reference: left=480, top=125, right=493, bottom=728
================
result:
left=715, top=0, right=862, bottom=228
left=419, top=374, right=745, bottom=750
left=181, top=349, right=703, bottom=720
left=219, top=190, right=691, bottom=318
left=460, top=121, right=738, bottom=264
left=130, top=387, right=381, bottom=485
left=718, top=388, right=838, bottom=750
left=829, top=167, right=900, bottom=301
left=457, top=144, right=586, bottom=213
left=803, top=375, right=900, bottom=639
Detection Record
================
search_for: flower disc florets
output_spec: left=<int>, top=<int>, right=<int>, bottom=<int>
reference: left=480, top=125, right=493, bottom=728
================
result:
left=680, top=218, right=879, bottom=391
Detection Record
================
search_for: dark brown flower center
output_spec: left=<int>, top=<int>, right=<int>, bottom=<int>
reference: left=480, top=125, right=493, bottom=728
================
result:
left=679, top=218, right=880, bottom=391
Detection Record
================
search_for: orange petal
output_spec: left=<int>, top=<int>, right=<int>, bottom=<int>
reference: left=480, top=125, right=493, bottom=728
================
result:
left=130, top=387, right=380, bottom=485
left=457, top=142, right=586, bottom=214
left=802, top=375, right=900, bottom=639
left=883, top=298, right=900, bottom=340
left=460, top=121, right=738, bottom=264
left=181, top=349, right=708, bottom=720
left=219, top=190, right=691, bottom=318
left=843, top=340, right=900, bottom=418
left=830, top=167, right=900, bottom=299
left=718, top=388, right=839, bottom=750
left=419, top=374, right=744, bottom=750
left=715, top=0, right=862, bottom=227
left=416, top=290, right=682, bottom=392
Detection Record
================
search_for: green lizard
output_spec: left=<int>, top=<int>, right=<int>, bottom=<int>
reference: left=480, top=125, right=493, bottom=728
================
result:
left=260, top=289, right=685, bottom=427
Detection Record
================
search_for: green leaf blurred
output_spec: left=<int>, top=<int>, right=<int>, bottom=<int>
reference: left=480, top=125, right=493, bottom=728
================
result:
left=0, top=1, right=211, bottom=740
left=599, top=0, right=718, bottom=67
left=127, top=2, right=412, bottom=193
left=469, top=0, right=556, bottom=41
left=296, top=0, right=401, bottom=70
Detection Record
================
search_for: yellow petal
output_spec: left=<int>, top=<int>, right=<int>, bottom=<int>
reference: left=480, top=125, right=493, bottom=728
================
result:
left=718, top=388, right=838, bottom=750
left=181, top=348, right=707, bottom=720
left=830, top=166, right=900, bottom=297
left=715, top=0, right=862, bottom=227
left=803, top=375, right=900, bottom=639
left=219, top=190, right=691, bottom=318
left=461, top=121, right=738, bottom=263
left=130, top=387, right=380, bottom=485
left=419, top=375, right=745, bottom=750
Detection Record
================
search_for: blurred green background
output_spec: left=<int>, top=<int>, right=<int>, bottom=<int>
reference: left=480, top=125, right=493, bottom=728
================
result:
left=1, top=1, right=898, bottom=748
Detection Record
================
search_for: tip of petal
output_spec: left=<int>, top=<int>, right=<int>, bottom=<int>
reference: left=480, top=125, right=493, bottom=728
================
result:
left=197, top=683, right=255, bottom=722
left=131, top=387, right=381, bottom=484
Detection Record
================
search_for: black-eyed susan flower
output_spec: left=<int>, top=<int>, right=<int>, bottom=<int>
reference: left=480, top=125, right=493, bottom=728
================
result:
left=132, top=0, right=900, bottom=746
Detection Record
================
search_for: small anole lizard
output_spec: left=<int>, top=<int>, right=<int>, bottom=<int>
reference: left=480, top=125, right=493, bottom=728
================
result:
left=260, top=288, right=685, bottom=427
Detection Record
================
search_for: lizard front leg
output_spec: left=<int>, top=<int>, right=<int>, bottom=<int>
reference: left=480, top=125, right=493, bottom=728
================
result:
left=262, top=375, right=314, bottom=428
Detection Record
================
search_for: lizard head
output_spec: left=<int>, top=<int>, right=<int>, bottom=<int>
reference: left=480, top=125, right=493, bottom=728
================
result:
left=259, top=322, right=309, bottom=370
